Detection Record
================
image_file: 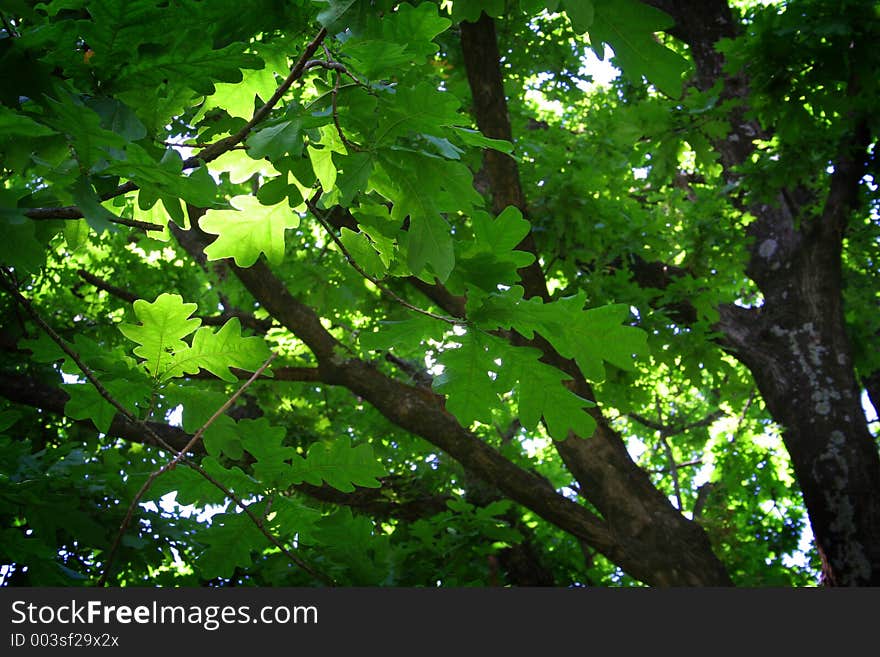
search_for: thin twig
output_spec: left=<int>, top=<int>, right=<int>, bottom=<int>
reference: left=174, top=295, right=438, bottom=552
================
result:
left=305, top=194, right=461, bottom=326
left=20, top=27, right=329, bottom=221
left=179, top=355, right=277, bottom=466
left=24, top=208, right=164, bottom=232
left=99, top=353, right=276, bottom=584
left=186, top=465, right=329, bottom=578
left=0, top=271, right=331, bottom=585
left=628, top=409, right=725, bottom=436
left=184, top=365, right=322, bottom=381
left=186, top=27, right=328, bottom=167
left=304, top=59, right=348, bottom=73
left=161, top=140, right=247, bottom=150
left=331, top=71, right=365, bottom=152
left=307, top=48, right=367, bottom=151
left=76, top=269, right=138, bottom=303
left=0, top=270, right=151, bottom=438
left=652, top=396, right=683, bottom=511
left=647, top=458, right=703, bottom=475
left=75, top=269, right=272, bottom=332
left=729, top=388, right=757, bottom=445
left=660, top=434, right=684, bottom=511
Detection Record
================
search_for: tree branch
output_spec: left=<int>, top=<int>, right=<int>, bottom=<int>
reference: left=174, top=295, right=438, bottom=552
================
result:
left=817, top=120, right=871, bottom=241
left=19, top=27, right=329, bottom=221
left=25, top=208, right=165, bottom=232
left=459, top=12, right=548, bottom=302
left=75, top=269, right=273, bottom=332
left=76, top=269, right=138, bottom=303
left=306, top=194, right=460, bottom=325
left=0, top=271, right=329, bottom=585
left=628, top=409, right=726, bottom=437
left=173, top=206, right=621, bottom=563
left=0, top=371, right=449, bottom=525
left=99, top=353, right=278, bottom=585
left=317, top=204, right=468, bottom=318
left=458, top=12, right=732, bottom=585
left=0, top=372, right=192, bottom=452
left=185, top=365, right=323, bottom=382
left=184, top=28, right=328, bottom=167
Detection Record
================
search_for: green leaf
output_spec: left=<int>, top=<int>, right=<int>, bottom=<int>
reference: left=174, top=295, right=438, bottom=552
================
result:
left=339, top=227, right=387, bottom=279
left=500, top=346, right=597, bottom=440
left=382, top=3, right=452, bottom=58
left=62, top=219, right=90, bottom=250
left=0, top=410, right=22, bottom=433
left=0, top=106, right=56, bottom=138
left=149, top=463, right=227, bottom=508
left=450, top=0, right=506, bottom=22
left=70, top=177, right=117, bottom=234
left=407, top=213, right=455, bottom=281
left=200, top=195, right=300, bottom=267
left=42, top=94, right=127, bottom=168
left=307, top=144, right=337, bottom=193
left=202, top=456, right=262, bottom=497
left=473, top=206, right=533, bottom=254
left=264, top=495, right=321, bottom=541
left=0, top=221, right=47, bottom=272
left=162, top=317, right=271, bottom=382
left=421, top=134, right=464, bottom=160
left=118, top=293, right=201, bottom=378
left=341, top=40, right=413, bottom=80
left=121, top=37, right=263, bottom=97
left=562, top=0, right=595, bottom=33
left=196, top=512, right=263, bottom=579
left=202, top=415, right=244, bottom=461
left=450, top=127, right=514, bottom=153
left=237, top=419, right=295, bottom=489
left=358, top=315, right=446, bottom=353
left=588, top=0, right=689, bottom=97
left=83, top=96, right=147, bottom=141
left=564, top=303, right=650, bottom=380
left=76, top=0, right=163, bottom=64
left=372, top=151, right=480, bottom=281
left=335, top=152, right=374, bottom=205
left=63, top=385, right=117, bottom=434
left=433, top=331, right=501, bottom=426
left=470, top=288, right=649, bottom=382
left=454, top=207, right=536, bottom=291
left=169, top=386, right=229, bottom=433
left=63, top=379, right=149, bottom=433
left=374, top=82, right=462, bottom=146
left=316, top=0, right=357, bottom=28
left=207, top=149, right=279, bottom=186
left=312, top=507, right=390, bottom=584
left=289, top=440, right=387, bottom=493
left=247, top=119, right=303, bottom=160
left=257, top=175, right=299, bottom=206
left=433, top=330, right=597, bottom=440
left=204, top=60, right=281, bottom=119
left=106, top=144, right=218, bottom=207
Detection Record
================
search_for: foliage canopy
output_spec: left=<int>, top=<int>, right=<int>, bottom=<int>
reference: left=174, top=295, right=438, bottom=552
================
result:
left=1, top=0, right=878, bottom=587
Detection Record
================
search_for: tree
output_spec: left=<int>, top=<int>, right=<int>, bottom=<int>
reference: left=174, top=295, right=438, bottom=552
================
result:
left=0, top=0, right=877, bottom=587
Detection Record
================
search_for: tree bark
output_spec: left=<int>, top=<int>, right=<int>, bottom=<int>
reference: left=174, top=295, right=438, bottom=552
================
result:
left=643, top=0, right=880, bottom=585
left=459, top=12, right=732, bottom=586
left=169, top=206, right=733, bottom=585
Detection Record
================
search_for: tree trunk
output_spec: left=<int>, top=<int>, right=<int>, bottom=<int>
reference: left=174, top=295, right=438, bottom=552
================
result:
left=459, top=13, right=732, bottom=587
left=643, top=0, right=880, bottom=585
left=717, top=145, right=880, bottom=585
